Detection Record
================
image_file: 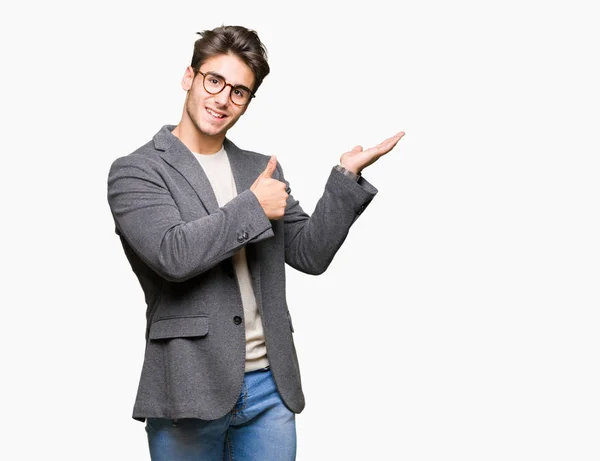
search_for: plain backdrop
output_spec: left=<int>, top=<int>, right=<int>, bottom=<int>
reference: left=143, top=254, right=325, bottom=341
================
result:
left=2, top=0, right=599, bottom=460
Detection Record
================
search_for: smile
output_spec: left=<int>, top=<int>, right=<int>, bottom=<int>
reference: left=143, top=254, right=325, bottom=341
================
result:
left=206, top=108, right=226, bottom=119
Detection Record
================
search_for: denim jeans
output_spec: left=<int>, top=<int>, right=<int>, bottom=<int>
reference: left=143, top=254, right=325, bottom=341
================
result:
left=145, top=367, right=296, bottom=460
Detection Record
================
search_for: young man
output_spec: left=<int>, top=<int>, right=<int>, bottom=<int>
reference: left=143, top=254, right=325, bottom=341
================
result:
left=107, top=25, right=404, bottom=460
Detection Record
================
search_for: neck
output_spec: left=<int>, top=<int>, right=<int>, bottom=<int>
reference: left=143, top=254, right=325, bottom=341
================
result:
left=172, top=117, right=225, bottom=155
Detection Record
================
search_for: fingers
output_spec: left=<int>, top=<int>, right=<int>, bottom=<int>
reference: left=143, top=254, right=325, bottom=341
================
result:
left=376, top=131, right=405, bottom=148
left=261, top=156, right=278, bottom=179
left=379, top=131, right=405, bottom=150
left=364, top=131, right=405, bottom=157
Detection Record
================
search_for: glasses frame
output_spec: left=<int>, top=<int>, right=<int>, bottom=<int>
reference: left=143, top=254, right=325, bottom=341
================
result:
left=194, top=69, right=255, bottom=107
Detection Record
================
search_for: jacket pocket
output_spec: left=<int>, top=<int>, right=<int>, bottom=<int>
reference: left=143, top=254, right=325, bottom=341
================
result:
left=149, top=315, right=209, bottom=340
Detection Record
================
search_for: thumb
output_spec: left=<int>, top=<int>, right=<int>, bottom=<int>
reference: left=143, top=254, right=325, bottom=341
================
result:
left=261, top=155, right=277, bottom=179
left=351, top=145, right=363, bottom=153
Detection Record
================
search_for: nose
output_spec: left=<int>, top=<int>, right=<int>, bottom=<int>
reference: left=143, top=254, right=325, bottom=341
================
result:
left=214, top=86, right=231, bottom=107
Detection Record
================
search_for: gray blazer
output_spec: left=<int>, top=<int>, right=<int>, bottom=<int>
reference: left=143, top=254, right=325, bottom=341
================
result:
left=107, top=125, right=378, bottom=422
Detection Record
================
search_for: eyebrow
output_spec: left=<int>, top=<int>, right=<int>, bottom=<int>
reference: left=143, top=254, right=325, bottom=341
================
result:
left=205, top=71, right=253, bottom=94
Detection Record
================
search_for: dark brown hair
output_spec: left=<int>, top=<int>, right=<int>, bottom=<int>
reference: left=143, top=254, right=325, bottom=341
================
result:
left=191, top=25, right=270, bottom=94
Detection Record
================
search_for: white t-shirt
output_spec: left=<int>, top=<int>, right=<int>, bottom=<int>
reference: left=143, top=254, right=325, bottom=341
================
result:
left=192, top=146, right=269, bottom=372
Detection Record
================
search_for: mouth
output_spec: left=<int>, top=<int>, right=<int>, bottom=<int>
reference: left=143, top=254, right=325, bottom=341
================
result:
left=206, top=107, right=228, bottom=120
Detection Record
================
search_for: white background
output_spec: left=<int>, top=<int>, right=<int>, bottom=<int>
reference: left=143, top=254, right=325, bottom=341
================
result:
left=2, top=0, right=599, bottom=459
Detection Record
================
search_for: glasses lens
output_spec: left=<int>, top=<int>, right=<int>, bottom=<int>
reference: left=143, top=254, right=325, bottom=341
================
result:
left=231, top=87, right=251, bottom=106
left=203, top=73, right=224, bottom=94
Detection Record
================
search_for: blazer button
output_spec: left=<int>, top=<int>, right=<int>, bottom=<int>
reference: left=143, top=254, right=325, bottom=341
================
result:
left=233, top=316, right=243, bottom=325
left=237, top=235, right=245, bottom=243
left=242, top=231, right=249, bottom=239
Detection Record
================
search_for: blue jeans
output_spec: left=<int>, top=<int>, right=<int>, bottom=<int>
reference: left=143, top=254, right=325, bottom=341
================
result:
left=145, top=367, right=296, bottom=460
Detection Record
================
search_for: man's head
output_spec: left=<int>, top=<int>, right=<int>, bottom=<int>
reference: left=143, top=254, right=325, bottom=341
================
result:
left=191, top=25, right=270, bottom=95
left=177, top=25, right=270, bottom=150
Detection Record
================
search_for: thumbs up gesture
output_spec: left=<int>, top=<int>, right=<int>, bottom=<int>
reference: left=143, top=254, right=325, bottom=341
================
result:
left=250, top=156, right=289, bottom=220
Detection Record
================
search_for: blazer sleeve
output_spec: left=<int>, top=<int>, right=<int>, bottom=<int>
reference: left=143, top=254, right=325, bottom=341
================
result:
left=280, top=163, right=378, bottom=275
left=107, top=154, right=274, bottom=282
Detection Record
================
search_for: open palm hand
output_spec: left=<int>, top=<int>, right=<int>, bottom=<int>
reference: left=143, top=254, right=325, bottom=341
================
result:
left=339, top=131, right=405, bottom=174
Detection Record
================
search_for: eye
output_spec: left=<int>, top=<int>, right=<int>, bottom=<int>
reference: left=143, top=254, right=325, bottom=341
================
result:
left=234, top=88, right=249, bottom=98
left=204, top=73, right=224, bottom=87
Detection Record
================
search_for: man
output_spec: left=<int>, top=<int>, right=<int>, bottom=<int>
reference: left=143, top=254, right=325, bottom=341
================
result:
left=107, top=25, right=404, bottom=460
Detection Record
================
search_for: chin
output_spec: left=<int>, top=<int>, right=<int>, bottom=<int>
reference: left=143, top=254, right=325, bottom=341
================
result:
left=203, top=125, right=228, bottom=137
left=191, top=118, right=227, bottom=138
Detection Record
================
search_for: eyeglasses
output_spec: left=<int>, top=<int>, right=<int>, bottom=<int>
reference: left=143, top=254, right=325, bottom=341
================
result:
left=194, top=69, right=255, bottom=106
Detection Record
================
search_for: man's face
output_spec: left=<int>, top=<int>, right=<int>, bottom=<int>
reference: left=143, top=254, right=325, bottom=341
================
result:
left=182, top=53, right=255, bottom=140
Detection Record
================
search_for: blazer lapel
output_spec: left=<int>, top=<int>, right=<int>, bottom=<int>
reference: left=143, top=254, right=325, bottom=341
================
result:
left=154, top=126, right=220, bottom=215
left=224, top=137, right=269, bottom=312
left=153, top=126, right=267, bottom=307
left=224, top=137, right=264, bottom=197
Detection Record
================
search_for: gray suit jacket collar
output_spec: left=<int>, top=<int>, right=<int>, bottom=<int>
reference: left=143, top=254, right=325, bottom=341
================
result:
left=152, top=125, right=265, bottom=298
left=153, top=125, right=262, bottom=216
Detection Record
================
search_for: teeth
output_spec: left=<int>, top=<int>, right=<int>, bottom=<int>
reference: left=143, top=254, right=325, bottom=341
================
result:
left=207, top=108, right=225, bottom=119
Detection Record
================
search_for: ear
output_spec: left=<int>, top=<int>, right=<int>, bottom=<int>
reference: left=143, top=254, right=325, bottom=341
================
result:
left=181, top=66, right=196, bottom=91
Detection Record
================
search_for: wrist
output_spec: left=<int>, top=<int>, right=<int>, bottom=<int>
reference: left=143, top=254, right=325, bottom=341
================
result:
left=335, top=164, right=361, bottom=181
left=339, top=162, right=360, bottom=175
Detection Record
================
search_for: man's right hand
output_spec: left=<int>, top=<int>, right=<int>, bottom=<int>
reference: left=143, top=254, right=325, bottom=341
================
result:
left=250, top=156, right=288, bottom=220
